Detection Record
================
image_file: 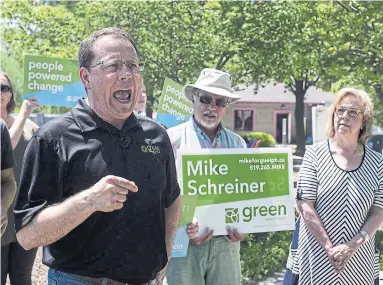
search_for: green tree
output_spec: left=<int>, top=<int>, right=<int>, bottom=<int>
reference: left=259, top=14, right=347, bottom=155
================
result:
left=326, top=1, right=383, bottom=127
left=1, top=1, right=82, bottom=113
left=315, top=1, right=383, bottom=127
left=1, top=1, right=216, bottom=109
left=227, top=2, right=342, bottom=155
left=2, top=0, right=381, bottom=132
left=332, top=1, right=383, bottom=102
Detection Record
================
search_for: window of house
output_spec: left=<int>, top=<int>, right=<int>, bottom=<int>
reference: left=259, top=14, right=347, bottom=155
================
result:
left=234, top=109, right=254, bottom=131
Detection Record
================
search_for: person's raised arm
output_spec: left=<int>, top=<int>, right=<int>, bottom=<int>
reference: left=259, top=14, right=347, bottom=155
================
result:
left=8, top=98, right=39, bottom=149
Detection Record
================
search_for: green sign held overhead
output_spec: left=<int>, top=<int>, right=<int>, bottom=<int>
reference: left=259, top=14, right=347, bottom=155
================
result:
left=156, top=77, right=193, bottom=128
left=23, top=55, right=86, bottom=107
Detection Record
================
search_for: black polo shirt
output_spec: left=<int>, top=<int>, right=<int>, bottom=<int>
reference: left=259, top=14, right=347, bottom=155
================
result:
left=14, top=99, right=180, bottom=284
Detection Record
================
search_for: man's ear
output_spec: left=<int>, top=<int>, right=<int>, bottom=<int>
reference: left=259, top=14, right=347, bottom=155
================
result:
left=79, top=67, right=91, bottom=89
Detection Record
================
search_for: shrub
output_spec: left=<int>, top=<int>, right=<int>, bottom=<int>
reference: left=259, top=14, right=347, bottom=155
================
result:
left=238, top=132, right=288, bottom=278
left=240, top=132, right=276, bottom=147
left=376, top=230, right=383, bottom=270
left=241, top=231, right=292, bottom=280
left=242, top=230, right=383, bottom=280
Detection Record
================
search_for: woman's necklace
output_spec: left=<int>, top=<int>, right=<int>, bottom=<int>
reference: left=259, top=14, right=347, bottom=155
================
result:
left=345, top=148, right=359, bottom=170
left=334, top=143, right=360, bottom=171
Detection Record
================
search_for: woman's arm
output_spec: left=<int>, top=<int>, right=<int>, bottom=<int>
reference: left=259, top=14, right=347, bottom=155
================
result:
left=330, top=206, right=383, bottom=273
left=297, top=200, right=333, bottom=254
left=346, top=206, right=383, bottom=251
left=333, top=155, right=383, bottom=268
left=8, top=98, right=39, bottom=149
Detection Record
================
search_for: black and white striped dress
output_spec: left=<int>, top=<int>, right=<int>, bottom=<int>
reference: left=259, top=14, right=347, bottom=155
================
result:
left=286, top=140, right=383, bottom=285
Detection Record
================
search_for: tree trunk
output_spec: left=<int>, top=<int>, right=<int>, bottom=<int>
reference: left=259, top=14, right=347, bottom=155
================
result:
left=294, top=80, right=306, bottom=156
left=375, top=85, right=383, bottom=103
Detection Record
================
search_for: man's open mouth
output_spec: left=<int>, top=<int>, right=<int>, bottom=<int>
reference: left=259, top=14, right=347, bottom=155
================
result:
left=113, top=90, right=132, bottom=103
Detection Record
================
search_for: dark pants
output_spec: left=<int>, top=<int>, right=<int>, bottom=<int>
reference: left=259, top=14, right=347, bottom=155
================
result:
left=1, top=242, right=37, bottom=285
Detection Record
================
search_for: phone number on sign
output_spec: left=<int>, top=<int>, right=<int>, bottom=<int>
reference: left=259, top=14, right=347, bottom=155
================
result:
left=249, top=164, right=286, bottom=171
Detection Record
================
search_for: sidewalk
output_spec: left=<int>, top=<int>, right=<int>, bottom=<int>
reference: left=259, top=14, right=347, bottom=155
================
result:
left=242, top=272, right=284, bottom=285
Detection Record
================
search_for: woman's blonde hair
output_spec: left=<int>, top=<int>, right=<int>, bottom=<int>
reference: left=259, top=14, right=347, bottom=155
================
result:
left=325, top=87, right=373, bottom=144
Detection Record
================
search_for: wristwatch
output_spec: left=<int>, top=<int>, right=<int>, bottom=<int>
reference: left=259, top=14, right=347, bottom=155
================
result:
left=358, top=230, right=369, bottom=242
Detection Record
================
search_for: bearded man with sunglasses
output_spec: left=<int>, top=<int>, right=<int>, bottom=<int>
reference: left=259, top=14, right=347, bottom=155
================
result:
left=165, top=69, right=246, bottom=285
left=14, top=28, right=181, bottom=285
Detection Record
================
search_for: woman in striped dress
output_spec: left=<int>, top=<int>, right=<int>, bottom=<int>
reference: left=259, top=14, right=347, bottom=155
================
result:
left=284, top=88, right=383, bottom=285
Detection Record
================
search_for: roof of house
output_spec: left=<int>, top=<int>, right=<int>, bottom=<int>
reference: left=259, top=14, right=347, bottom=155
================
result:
left=233, top=83, right=335, bottom=105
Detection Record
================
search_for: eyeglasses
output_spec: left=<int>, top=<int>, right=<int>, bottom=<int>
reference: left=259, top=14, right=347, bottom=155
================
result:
left=336, top=107, right=362, bottom=118
left=89, top=59, right=145, bottom=73
left=1, top=84, right=11, bottom=93
left=197, top=94, right=229, bottom=108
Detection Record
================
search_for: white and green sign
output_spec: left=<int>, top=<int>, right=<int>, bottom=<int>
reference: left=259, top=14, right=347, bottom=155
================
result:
left=177, top=148, right=295, bottom=235
left=156, top=77, right=193, bottom=128
left=23, top=55, right=86, bottom=107
left=171, top=195, right=198, bottom=257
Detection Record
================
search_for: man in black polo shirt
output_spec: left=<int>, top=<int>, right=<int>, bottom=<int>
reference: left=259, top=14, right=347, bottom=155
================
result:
left=14, top=28, right=181, bottom=285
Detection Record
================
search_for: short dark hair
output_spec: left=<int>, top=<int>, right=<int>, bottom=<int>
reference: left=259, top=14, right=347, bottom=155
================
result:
left=0, top=69, right=16, bottom=114
left=78, top=27, right=139, bottom=68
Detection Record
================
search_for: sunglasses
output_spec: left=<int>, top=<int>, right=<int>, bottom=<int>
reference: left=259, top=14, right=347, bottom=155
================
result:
left=197, top=94, right=229, bottom=108
left=336, top=107, right=362, bottom=118
left=1, top=84, right=11, bottom=93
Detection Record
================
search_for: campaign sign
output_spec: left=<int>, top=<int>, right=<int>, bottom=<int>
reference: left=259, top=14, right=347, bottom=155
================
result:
left=171, top=195, right=198, bottom=258
left=156, top=78, right=193, bottom=128
left=23, top=55, right=86, bottom=107
left=177, top=148, right=295, bottom=236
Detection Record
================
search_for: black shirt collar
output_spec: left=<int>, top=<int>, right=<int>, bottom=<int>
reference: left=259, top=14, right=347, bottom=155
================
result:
left=72, top=98, right=140, bottom=134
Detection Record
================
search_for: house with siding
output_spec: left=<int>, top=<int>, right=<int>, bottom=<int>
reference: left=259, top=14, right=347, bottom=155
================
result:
left=221, top=83, right=335, bottom=144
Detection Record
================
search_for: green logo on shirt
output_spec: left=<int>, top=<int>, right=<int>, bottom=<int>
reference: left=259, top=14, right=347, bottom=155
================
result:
left=141, top=145, right=160, bottom=154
